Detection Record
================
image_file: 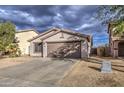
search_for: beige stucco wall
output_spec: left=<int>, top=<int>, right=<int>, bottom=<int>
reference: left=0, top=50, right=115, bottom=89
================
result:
left=15, top=30, right=38, bottom=55
left=43, top=32, right=85, bottom=42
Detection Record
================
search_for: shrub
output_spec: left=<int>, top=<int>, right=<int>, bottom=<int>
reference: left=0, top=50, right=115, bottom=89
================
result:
left=97, top=44, right=110, bottom=57
left=6, top=43, right=21, bottom=57
left=97, top=46, right=105, bottom=56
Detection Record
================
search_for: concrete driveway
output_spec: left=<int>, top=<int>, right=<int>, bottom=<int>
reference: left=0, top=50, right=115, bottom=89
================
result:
left=0, top=57, right=77, bottom=87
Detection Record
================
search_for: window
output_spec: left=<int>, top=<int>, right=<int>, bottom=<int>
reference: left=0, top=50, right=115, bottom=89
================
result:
left=34, top=43, right=42, bottom=53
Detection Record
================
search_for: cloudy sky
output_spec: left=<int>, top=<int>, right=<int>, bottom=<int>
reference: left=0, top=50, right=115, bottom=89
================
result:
left=0, top=5, right=109, bottom=47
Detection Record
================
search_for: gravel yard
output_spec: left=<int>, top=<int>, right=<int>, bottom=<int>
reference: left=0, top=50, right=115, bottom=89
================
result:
left=58, top=57, right=124, bottom=87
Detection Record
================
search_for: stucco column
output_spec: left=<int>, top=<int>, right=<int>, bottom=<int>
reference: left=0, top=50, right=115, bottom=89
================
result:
left=87, top=42, right=90, bottom=58
left=29, top=42, right=34, bottom=56
left=113, top=41, right=119, bottom=58
left=43, top=42, right=47, bottom=58
left=81, top=40, right=83, bottom=58
left=81, top=40, right=88, bottom=58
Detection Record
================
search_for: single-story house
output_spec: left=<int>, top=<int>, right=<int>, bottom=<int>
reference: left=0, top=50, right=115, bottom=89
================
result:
left=16, top=28, right=92, bottom=58
left=108, top=22, right=124, bottom=57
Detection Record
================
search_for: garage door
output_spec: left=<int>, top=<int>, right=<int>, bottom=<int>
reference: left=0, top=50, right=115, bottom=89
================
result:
left=47, top=41, right=81, bottom=58
left=118, top=42, right=124, bottom=57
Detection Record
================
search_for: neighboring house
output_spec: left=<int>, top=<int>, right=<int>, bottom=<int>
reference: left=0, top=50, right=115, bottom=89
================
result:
left=15, top=29, right=39, bottom=55
left=16, top=28, right=92, bottom=58
left=108, top=22, right=124, bottom=58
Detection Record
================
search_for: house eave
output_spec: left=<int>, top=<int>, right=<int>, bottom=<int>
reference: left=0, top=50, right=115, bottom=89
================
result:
left=16, top=28, right=39, bottom=34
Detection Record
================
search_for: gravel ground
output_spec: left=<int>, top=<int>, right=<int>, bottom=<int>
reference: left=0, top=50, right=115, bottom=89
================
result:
left=58, top=57, right=124, bottom=87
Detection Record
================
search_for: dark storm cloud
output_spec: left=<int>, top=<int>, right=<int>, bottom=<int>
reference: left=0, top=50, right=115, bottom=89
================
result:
left=0, top=5, right=55, bottom=17
left=0, top=5, right=108, bottom=47
left=0, top=5, right=99, bottom=30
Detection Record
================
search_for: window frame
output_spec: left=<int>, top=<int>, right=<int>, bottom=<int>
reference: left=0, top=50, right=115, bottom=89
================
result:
left=34, top=42, right=42, bottom=53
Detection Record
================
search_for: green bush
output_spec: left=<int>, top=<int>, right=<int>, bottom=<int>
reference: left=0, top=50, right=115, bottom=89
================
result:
left=6, top=43, right=21, bottom=57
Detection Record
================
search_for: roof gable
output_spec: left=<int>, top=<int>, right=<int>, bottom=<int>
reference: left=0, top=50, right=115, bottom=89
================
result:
left=28, top=28, right=60, bottom=42
left=28, top=28, right=91, bottom=42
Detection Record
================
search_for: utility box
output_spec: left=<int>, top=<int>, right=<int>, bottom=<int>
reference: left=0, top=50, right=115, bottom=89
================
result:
left=101, top=61, right=112, bottom=73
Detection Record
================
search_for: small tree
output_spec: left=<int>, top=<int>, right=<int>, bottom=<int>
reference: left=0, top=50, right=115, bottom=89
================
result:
left=0, top=21, right=21, bottom=57
left=110, top=21, right=124, bottom=36
left=0, top=21, right=16, bottom=53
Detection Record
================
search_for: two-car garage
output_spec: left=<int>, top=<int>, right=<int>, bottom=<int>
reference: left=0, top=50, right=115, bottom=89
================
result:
left=47, top=41, right=81, bottom=58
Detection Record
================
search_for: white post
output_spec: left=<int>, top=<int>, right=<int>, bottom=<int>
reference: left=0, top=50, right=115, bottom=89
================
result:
left=81, top=40, right=83, bottom=58
left=81, top=40, right=89, bottom=58
left=113, top=41, right=119, bottom=58
left=87, top=42, right=90, bottom=58
left=30, top=42, right=34, bottom=56
left=43, top=42, right=47, bottom=58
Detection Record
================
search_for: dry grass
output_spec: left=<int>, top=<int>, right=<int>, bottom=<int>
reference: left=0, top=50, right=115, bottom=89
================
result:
left=58, top=57, right=124, bottom=87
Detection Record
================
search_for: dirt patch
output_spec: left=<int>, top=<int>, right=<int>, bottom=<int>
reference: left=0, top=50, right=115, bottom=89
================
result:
left=58, top=57, right=124, bottom=87
left=0, top=57, right=29, bottom=69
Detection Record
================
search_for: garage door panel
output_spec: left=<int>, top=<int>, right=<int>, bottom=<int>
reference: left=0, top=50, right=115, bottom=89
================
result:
left=47, top=41, right=81, bottom=58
